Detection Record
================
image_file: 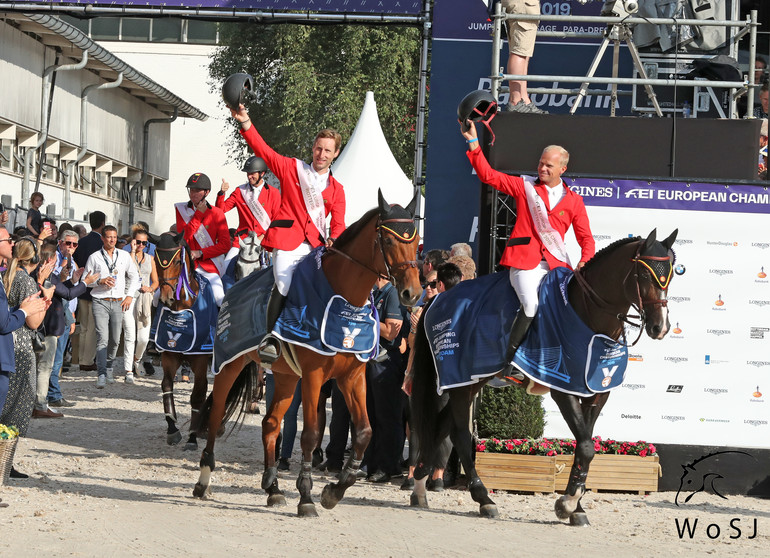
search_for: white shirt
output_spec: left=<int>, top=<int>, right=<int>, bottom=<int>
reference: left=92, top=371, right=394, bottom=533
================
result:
left=85, top=247, right=140, bottom=300
left=546, top=181, right=566, bottom=210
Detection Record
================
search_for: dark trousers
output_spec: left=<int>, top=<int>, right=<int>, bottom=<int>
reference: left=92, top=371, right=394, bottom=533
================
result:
left=325, top=380, right=351, bottom=468
left=362, top=354, right=406, bottom=476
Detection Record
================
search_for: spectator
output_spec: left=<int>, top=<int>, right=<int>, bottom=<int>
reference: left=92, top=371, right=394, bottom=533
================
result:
left=450, top=242, right=472, bottom=258
left=26, top=192, right=45, bottom=237
left=421, top=249, right=449, bottom=282
left=84, top=225, right=140, bottom=387
left=504, top=0, right=548, bottom=114
left=121, top=228, right=159, bottom=382
left=41, top=218, right=57, bottom=241
left=73, top=224, right=87, bottom=239
left=122, top=221, right=156, bottom=257
left=754, top=81, right=769, bottom=119
left=755, top=55, right=767, bottom=86
left=73, top=211, right=106, bottom=372
left=363, top=277, right=405, bottom=484
left=0, top=237, right=54, bottom=478
left=447, top=254, right=476, bottom=281
left=436, top=262, right=463, bottom=291
left=33, top=243, right=96, bottom=417
left=760, top=119, right=768, bottom=177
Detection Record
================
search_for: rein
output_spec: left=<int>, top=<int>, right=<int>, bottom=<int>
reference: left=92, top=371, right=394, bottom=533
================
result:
left=572, top=242, right=672, bottom=346
left=155, top=246, right=197, bottom=302
left=326, top=216, right=419, bottom=283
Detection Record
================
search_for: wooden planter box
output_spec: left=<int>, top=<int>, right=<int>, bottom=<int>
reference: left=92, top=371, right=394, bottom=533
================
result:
left=476, top=452, right=660, bottom=495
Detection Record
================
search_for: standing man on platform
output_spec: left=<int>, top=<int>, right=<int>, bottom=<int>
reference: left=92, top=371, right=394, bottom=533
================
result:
left=460, top=119, right=594, bottom=380
left=175, top=173, right=231, bottom=306
left=504, top=0, right=548, bottom=114
left=216, top=156, right=281, bottom=268
left=230, top=105, right=346, bottom=366
left=73, top=210, right=106, bottom=372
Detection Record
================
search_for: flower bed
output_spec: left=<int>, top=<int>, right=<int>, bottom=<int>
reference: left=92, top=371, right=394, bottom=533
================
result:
left=475, top=437, right=661, bottom=494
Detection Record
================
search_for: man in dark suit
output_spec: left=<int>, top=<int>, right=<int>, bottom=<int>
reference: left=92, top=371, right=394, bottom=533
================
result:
left=72, top=211, right=106, bottom=371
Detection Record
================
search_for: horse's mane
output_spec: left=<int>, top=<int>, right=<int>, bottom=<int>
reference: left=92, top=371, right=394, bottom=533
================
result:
left=583, top=236, right=640, bottom=271
left=332, top=207, right=380, bottom=250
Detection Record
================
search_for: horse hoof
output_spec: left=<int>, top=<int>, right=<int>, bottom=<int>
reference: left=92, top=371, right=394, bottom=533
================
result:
left=409, top=493, right=429, bottom=508
left=480, top=504, right=499, bottom=518
left=297, top=503, right=318, bottom=517
left=570, top=512, right=590, bottom=527
left=554, top=497, right=572, bottom=520
left=320, top=484, right=340, bottom=510
left=266, top=493, right=287, bottom=507
left=167, top=431, right=182, bottom=446
left=193, top=482, right=211, bottom=499
left=183, top=441, right=198, bottom=452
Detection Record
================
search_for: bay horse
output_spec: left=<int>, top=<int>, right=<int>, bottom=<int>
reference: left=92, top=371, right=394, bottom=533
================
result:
left=193, top=191, right=422, bottom=517
left=410, top=229, right=677, bottom=526
left=152, top=232, right=212, bottom=449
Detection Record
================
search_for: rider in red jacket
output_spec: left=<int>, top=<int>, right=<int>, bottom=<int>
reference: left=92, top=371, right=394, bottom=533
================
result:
left=461, top=120, right=595, bottom=380
left=215, top=155, right=281, bottom=266
left=175, top=173, right=231, bottom=306
left=231, top=104, right=346, bottom=365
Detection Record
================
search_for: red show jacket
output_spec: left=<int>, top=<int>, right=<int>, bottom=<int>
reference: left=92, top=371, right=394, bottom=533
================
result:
left=175, top=202, right=231, bottom=275
left=240, top=125, right=346, bottom=252
left=467, top=148, right=595, bottom=270
left=214, top=182, right=281, bottom=247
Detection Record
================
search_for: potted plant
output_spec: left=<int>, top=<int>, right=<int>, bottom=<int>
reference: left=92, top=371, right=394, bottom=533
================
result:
left=0, top=424, right=20, bottom=486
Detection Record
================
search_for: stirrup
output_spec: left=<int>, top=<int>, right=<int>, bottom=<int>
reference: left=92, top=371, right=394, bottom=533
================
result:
left=258, top=336, right=281, bottom=366
left=487, top=364, right=525, bottom=389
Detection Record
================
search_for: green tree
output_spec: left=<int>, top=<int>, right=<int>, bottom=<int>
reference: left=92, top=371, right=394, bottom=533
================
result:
left=209, top=23, right=421, bottom=176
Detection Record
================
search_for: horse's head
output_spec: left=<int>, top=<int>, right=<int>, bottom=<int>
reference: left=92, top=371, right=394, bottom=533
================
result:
left=152, top=231, right=198, bottom=310
left=234, top=230, right=264, bottom=281
left=376, top=189, right=422, bottom=306
left=628, top=229, right=678, bottom=340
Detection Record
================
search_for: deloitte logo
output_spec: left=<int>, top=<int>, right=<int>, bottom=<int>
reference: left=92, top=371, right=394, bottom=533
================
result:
left=621, top=413, right=642, bottom=419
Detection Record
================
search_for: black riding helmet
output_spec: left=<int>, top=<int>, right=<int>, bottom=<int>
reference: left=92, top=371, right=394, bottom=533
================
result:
left=242, top=156, right=267, bottom=174
left=457, top=90, right=498, bottom=145
left=222, top=73, right=255, bottom=110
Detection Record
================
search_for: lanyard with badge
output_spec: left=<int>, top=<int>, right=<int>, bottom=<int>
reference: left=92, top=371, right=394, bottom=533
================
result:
left=101, top=248, right=118, bottom=282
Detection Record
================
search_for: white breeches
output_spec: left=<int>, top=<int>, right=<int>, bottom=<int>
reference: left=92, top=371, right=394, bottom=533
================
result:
left=223, top=246, right=240, bottom=269
left=197, top=269, right=225, bottom=306
left=273, top=242, right=313, bottom=296
left=509, top=261, right=550, bottom=317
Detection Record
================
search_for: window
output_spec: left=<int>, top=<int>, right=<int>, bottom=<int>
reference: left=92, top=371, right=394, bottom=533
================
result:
left=122, top=18, right=151, bottom=42
left=152, top=19, right=183, bottom=43
left=90, top=17, right=120, bottom=41
left=0, top=139, right=15, bottom=172
left=187, top=20, right=218, bottom=44
left=42, top=153, right=61, bottom=183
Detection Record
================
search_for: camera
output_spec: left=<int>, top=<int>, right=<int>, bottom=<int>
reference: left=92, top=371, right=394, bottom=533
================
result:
left=601, top=0, right=639, bottom=18
left=0, top=203, right=5, bottom=213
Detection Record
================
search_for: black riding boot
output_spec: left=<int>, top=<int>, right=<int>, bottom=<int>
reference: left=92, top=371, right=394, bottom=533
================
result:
left=259, top=286, right=287, bottom=367
left=500, top=309, right=535, bottom=381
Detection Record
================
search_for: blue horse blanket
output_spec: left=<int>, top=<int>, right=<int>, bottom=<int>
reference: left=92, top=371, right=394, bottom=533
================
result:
left=213, top=248, right=379, bottom=374
left=423, top=267, right=628, bottom=396
left=153, top=275, right=218, bottom=355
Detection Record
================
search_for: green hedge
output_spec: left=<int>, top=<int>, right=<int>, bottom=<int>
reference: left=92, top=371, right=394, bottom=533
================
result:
left=476, top=386, right=545, bottom=439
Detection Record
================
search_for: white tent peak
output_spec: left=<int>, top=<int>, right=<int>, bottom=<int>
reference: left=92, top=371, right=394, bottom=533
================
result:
left=333, top=91, right=416, bottom=226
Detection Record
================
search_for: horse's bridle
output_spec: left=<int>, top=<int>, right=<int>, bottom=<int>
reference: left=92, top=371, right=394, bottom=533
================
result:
left=155, top=243, right=197, bottom=301
left=325, top=216, right=419, bottom=283
left=572, top=241, right=673, bottom=346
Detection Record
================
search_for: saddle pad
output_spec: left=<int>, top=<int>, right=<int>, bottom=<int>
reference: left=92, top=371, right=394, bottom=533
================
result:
left=513, top=267, right=628, bottom=396
left=153, top=275, right=218, bottom=355
left=273, top=247, right=378, bottom=359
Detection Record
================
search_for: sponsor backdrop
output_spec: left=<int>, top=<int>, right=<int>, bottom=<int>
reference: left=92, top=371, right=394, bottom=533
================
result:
left=425, top=0, right=633, bottom=252
left=14, top=0, right=422, bottom=13
left=542, top=179, right=770, bottom=448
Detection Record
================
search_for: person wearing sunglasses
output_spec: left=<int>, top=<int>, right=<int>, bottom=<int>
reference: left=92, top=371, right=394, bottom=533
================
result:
left=121, top=228, right=159, bottom=383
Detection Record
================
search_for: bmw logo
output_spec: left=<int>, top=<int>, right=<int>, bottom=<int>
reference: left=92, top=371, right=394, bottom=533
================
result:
left=674, top=264, right=686, bottom=276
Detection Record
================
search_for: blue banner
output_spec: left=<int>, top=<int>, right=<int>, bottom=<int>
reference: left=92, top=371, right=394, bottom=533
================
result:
left=14, top=0, right=422, bottom=13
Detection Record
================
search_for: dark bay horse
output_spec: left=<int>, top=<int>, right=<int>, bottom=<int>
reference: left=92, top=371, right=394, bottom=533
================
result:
left=410, top=229, right=677, bottom=525
left=193, top=192, right=422, bottom=517
left=152, top=232, right=212, bottom=448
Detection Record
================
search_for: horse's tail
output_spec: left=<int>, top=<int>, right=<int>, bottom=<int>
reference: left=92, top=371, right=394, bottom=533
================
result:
left=196, top=361, right=259, bottom=438
left=410, top=302, right=445, bottom=469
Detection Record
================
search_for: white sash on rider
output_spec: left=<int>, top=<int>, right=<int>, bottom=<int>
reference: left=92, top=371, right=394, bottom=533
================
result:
left=239, top=183, right=271, bottom=232
left=522, top=176, right=572, bottom=267
left=296, top=159, right=328, bottom=241
left=174, top=202, right=226, bottom=275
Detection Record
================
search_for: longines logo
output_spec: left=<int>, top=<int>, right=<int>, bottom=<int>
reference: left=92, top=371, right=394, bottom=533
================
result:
left=706, top=329, right=731, bottom=336
left=665, top=356, right=688, bottom=364
left=592, top=233, right=612, bottom=241
left=709, top=269, right=734, bottom=276
left=675, top=239, right=693, bottom=245
left=623, top=383, right=645, bottom=391
left=747, top=361, right=770, bottom=368
left=704, top=387, right=728, bottom=395
left=667, top=385, right=684, bottom=393
left=744, top=419, right=768, bottom=426
left=668, top=296, right=691, bottom=303
left=748, top=300, right=770, bottom=307
left=662, top=415, right=685, bottom=422
left=750, top=327, right=769, bottom=339
left=621, top=413, right=642, bottom=419
left=751, top=242, right=770, bottom=249
left=569, top=185, right=615, bottom=198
